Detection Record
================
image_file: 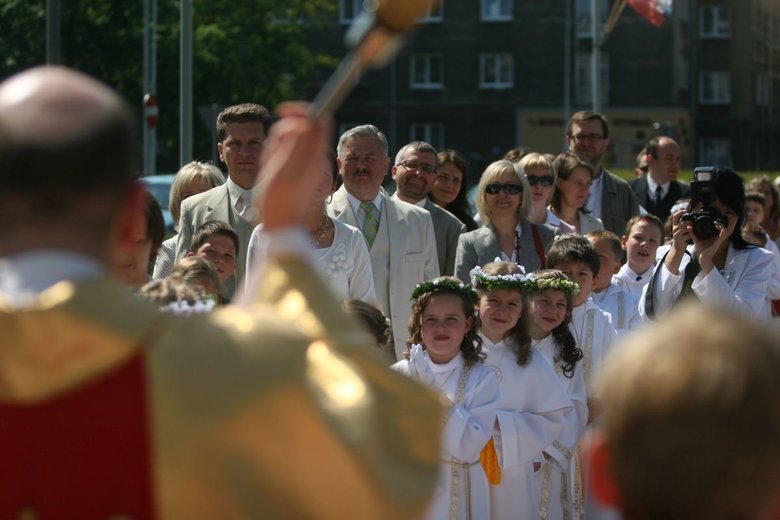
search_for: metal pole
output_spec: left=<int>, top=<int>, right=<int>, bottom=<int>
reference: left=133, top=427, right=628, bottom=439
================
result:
left=563, top=0, right=572, bottom=148
left=46, top=0, right=61, bottom=64
left=591, top=0, right=602, bottom=113
left=180, top=0, right=193, bottom=165
left=150, top=0, right=158, bottom=173
left=143, top=0, right=150, bottom=175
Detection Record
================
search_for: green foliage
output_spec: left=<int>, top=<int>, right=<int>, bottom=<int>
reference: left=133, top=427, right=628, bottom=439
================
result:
left=0, top=0, right=337, bottom=171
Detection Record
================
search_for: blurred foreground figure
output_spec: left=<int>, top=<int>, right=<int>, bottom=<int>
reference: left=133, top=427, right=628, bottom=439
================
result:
left=589, top=304, right=780, bottom=520
left=0, top=66, right=441, bottom=519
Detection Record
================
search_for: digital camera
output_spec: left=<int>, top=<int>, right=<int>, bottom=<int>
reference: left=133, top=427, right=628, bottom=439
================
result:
left=681, top=167, right=728, bottom=240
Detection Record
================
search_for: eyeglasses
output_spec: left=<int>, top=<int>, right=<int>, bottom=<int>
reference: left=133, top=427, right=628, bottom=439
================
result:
left=485, top=183, right=523, bottom=195
left=526, top=175, right=555, bottom=187
left=570, top=133, right=605, bottom=143
left=399, top=161, right=436, bottom=174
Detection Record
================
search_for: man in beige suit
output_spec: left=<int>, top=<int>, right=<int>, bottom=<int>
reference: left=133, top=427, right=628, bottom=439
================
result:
left=176, top=103, right=272, bottom=297
left=0, top=67, right=441, bottom=518
left=328, top=125, right=439, bottom=362
left=391, top=141, right=465, bottom=276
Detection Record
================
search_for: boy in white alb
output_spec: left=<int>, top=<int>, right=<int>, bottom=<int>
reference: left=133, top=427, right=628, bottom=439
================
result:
left=613, top=215, right=664, bottom=296
left=586, top=230, right=644, bottom=336
left=546, top=235, right=619, bottom=520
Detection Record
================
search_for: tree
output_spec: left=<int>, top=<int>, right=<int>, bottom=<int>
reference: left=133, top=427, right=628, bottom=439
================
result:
left=0, top=0, right=337, bottom=172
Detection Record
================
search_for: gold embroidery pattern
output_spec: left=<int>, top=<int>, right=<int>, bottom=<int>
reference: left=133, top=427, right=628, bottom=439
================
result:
left=447, top=363, right=473, bottom=520
left=540, top=463, right=551, bottom=520
left=582, top=309, right=595, bottom=389
left=617, top=290, right=625, bottom=329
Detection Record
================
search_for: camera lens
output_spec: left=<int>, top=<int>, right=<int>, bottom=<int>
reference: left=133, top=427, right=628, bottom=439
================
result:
left=693, top=214, right=717, bottom=240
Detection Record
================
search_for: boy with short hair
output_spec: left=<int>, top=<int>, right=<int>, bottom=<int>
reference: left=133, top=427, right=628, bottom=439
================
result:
left=545, top=234, right=619, bottom=519
left=745, top=192, right=767, bottom=225
left=187, top=220, right=239, bottom=288
left=586, top=230, right=643, bottom=335
left=613, top=215, right=664, bottom=296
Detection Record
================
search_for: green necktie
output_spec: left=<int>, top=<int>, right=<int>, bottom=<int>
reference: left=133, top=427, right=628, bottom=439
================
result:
left=360, top=201, right=379, bottom=248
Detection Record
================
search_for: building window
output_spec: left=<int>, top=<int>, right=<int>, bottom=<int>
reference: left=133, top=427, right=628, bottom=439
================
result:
left=479, top=53, right=514, bottom=89
left=576, top=0, right=609, bottom=38
left=420, top=1, right=444, bottom=22
left=699, top=71, right=731, bottom=104
left=574, top=52, right=609, bottom=105
left=410, top=54, right=443, bottom=90
left=481, top=0, right=513, bottom=21
left=410, top=123, right=445, bottom=150
left=699, top=6, right=730, bottom=38
left=339, top=0, right=364, bottom=23
left=756, top=73, right=770, bottom=107
left=699, top=138, right=732, bottom=167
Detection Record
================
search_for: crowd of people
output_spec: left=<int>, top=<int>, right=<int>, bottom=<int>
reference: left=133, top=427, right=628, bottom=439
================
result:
left=2, top=64, right=780, bottom=519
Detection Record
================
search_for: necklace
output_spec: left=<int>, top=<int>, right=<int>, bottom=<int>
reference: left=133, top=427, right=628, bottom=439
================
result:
left=309, top=215, right=332, bottom=247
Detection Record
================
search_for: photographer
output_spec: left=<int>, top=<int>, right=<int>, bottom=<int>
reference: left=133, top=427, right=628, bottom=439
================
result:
left=641, top=167, right=775, bottom=319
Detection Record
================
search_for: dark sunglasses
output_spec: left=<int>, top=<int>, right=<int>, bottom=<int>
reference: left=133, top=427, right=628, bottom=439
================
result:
left=526, top=175, right=555, bottom=187
left=485, top=183, right=523, bottom=195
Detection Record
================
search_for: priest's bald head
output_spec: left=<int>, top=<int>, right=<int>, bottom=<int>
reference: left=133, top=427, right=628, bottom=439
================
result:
left=0, top=66, right=140, bottom=259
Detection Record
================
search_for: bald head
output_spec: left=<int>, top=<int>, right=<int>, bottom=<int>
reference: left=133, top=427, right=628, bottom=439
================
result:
left=0, top=67, right=139, bottom=257
left=0, top=66, right=136, bottom=192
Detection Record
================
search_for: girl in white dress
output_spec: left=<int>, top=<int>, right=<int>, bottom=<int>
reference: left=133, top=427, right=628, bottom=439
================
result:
left=392, top=276, right=500, bottom=520
left=470, top=261, right=577, bottom=520
left=525, top=270, right=588, bottom=520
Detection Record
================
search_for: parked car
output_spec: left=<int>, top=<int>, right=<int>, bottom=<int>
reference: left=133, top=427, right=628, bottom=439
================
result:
left=140, top=174, right=176, bottom=235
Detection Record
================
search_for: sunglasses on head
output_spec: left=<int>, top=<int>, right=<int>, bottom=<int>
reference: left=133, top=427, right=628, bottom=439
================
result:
left=485, top=183, right=523, bottom=195
left=526, top=175, right=555, bottom=187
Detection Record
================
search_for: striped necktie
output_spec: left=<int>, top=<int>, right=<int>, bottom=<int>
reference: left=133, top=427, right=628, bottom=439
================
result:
left=360, top=201, right=379, bottom=248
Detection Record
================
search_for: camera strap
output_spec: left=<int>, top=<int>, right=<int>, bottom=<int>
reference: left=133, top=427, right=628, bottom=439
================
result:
left=644, top=249, right=699, bottom=320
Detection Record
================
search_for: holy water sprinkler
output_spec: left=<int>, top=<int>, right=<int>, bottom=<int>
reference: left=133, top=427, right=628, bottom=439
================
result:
left=310, top=0, right=440, bottom=120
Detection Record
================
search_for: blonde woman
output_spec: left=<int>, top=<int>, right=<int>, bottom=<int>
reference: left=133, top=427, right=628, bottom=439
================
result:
left=454, top=160, right=557, bottom=283
left=152, top=161, right=224, bottom=279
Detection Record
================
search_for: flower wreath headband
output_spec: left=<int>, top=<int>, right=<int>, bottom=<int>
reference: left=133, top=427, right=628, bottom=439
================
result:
left=411, top=278, right=479, bottom=305
left=469, top=263, right=528, bottom=292
left=525, top=273, right=581, bottom=296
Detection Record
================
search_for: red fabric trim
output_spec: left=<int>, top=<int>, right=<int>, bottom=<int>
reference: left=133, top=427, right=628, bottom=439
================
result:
left=0, top=354, right=155, bottom=519
left=531, top=224, right=547, bottom=269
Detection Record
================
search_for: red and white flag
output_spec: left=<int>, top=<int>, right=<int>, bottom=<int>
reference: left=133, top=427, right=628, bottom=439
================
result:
left=627, top=0, right=672, bottom=27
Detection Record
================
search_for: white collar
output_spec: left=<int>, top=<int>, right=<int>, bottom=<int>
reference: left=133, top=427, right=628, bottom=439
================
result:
left=346, top=189, right=384, bottom=217
left=392, top=191, right=427, bottom=208
left=227, top=176, right=256, bottom=203
left=0, top=250, right=104, bottom=305
left=646, top=174, right=670, bottom=195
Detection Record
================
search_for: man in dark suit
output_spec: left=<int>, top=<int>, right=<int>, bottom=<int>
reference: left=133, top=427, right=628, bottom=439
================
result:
left=391, top=141, right=465, bottom=276
left=629, top=136, right=690, bottom=222
left=566, top=111, right=640, bottom=236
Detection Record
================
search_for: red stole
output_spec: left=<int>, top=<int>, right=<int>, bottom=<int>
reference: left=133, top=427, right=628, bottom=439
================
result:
left=0, top=354, right=155, bottom=519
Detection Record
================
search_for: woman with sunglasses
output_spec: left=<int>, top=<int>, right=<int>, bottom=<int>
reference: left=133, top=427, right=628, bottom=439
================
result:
left=550, top=152, right=604, bottom=235
left=519, top=152, right=576, bottom=234
left=454, top=159, right=558, bottom=283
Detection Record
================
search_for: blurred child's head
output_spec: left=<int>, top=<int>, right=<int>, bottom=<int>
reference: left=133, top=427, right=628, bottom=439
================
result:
left=524, top=270, right=582, bottom=378
left=545, top=234, right=600, bottom=306
left=407, top=277, right=482, bottom=365
left=342, top=299, right=390, bottom=350
left=745, top=192, right=767, bottom=225
left=586, top=230, right=623, bottom=292
left=170, top=255, right=222, bottom=304
left=188, top=221, right=239, bottom=284
left=472, top=261, right=531, bottom=365
left=139, top=277, right=216, bottom=315
left=741, top=222, right=768, bottom=248
left=621, top=215, right=664, bottom=275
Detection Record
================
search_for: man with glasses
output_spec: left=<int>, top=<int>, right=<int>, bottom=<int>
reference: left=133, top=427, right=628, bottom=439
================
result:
left=329, top=126, right=439, bottom=362
left=392, top=141, right=465, bottom=276
left=566, top=111, right=640, bottom=236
